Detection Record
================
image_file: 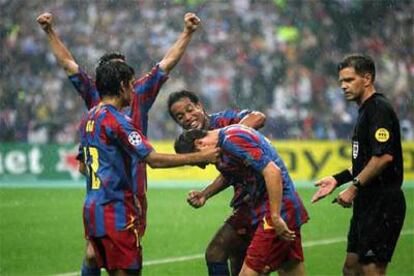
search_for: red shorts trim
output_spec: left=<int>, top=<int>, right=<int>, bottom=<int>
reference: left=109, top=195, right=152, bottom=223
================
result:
left=90, top=226, right=142, bottom=270
left=245, top=220, right=304, bottom=274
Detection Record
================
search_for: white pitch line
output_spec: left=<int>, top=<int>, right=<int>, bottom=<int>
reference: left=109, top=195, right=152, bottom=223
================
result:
left=52, top=229, right=413, bottom=276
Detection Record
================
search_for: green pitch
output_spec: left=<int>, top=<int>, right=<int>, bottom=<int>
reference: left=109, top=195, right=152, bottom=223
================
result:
left=0, top=183, right=413, bottom=276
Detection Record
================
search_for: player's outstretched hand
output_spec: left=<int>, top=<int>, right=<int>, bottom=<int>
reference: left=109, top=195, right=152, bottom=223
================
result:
left=311, top=176, right=337, bottom=203
left=37, top=12, right=53, bottom=32
left=184, top=13, right=201, bottom=33
left=273, top=217, right=295, bottom=241
left=187, top=190, right=206, bottom=208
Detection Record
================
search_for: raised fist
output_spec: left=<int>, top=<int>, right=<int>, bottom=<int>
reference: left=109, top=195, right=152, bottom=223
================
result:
left=184, top=13, right=201, bottom=33
left=37, top=12, right=53, bottom=32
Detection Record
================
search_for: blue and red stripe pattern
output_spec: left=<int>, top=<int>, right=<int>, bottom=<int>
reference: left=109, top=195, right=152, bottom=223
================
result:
left=80, top=104, right=154, bottom=237
left=216, top=125, right=309, bottom=230
left=208, top=109, right=251, bottom=129
left=70, top=65, right=168, bottom=236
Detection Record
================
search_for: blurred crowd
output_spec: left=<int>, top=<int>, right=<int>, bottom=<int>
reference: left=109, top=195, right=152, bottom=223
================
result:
left=1, top=0, right=413, bottom=143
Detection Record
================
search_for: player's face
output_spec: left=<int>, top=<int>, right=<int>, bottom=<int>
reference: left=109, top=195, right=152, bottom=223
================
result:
left=170, top=97, right=207, bottom=130
left=194, top=135, right=216, bottom=152
left=338, top=67, right=368, bottom=103
left=120, top=78, right=135, bottom=107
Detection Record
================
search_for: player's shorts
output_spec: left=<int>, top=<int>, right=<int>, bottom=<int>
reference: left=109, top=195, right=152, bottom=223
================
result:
left=89, top=225, right=142, bottom=270
left=244, top=218, right=304, bottom=274
left=347, top=188, right=406, bottom=264
left=225, top=204, right=257, bottom=238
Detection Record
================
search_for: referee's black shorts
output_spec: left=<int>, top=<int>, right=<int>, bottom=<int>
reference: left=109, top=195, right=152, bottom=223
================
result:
left=347, top=188, right=406, bottom=264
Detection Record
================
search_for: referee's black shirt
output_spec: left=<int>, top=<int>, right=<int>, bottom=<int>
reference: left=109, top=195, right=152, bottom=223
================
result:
left=351, top=93, right=403, bottom=190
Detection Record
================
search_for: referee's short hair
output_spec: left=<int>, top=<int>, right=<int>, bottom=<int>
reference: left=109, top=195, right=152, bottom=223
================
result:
left=338, top=54, right=376, bottom=82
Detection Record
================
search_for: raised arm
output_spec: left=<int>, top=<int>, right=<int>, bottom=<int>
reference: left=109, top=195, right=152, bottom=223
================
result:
left=158, top=12, right=200, bottom=73
left=37, top=12, right=79, bottom=76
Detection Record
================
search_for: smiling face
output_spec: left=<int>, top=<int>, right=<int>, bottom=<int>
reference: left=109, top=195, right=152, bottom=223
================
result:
left=338, top=67, right=370, bottom=104
left=169, top=97, right=208, bottom=130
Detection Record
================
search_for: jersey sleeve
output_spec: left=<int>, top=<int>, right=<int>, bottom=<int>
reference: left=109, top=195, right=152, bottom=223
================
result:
left=109, top=113, right=154, bottom=160
left=368, top=103, right=397, bottom=156
left=131, top=64, right=169, bottom=115
left=209, top=109, right=252, bottom=128
left=222, top=128, right=272, bottom=173
left=68, top=68, right=101, bottom=109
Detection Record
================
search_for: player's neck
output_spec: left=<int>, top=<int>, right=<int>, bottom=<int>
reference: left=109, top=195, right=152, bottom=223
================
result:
left=100, top=96, right=124, bottom=110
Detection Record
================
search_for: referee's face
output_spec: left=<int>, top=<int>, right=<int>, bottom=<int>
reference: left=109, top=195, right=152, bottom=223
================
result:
left=338, top=67, right=366, bottom=103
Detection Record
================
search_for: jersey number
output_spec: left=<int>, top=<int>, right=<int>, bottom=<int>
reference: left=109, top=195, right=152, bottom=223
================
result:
left=83, top=147, right=101, bottom=189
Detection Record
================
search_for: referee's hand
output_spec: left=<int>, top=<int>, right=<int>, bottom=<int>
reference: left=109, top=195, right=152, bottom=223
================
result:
left=311, top=176, right=337, bottom=203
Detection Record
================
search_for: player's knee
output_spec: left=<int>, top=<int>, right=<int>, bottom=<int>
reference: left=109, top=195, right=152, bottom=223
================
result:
left=342, top=260, right=359, bottom=276
left=205, top=242, right=228, bottom=262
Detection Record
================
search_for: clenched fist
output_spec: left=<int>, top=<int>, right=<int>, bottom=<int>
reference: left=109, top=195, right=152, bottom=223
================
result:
left=37, top=12, right=53, bottom=32
left=184, top=13, right=201, bottom=33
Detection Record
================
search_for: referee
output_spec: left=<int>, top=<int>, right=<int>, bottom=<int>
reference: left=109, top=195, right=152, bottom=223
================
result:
left=311, top=54, right=406, bottom=275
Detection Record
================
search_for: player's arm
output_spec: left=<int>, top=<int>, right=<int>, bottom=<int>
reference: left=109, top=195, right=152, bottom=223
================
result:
left=37, top=12, right=79, bottom=76
left=262, top=162, right=295, bottom=241
left=239, top=111, right=266, bottom=130
left=187, top=175, right=230, bottom=208
left=158, top=13, right=200, bottom=73
left=144, top=149, right=219, bottom=168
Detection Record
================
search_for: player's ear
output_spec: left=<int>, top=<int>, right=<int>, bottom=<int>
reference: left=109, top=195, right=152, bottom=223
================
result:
left=194, top=139, right=204, bottom=150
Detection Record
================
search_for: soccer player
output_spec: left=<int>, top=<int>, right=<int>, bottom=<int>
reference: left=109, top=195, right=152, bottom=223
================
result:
left=175, top=125, right=309, bottom=276
left=168, top=90, right=266, bottom=275
left=80, top=60, right=218, bottom=275
left=37, top=11, right=201, bottom=275
left=311, top=54, right=406, bottom=275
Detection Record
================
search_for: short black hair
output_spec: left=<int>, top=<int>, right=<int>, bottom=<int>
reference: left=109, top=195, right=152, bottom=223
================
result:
left=167, top=90, right=200, bottom=121
left=96, top=61, right=134, bottom=98
left=174, top=129, right=208, bottom=153
left=98, top=51, right=126, bottom=67
left=338, top=54, right=376, bottom=82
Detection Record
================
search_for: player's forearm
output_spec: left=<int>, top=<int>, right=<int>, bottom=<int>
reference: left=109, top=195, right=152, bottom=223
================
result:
left=263, top=163, right=283, bottom=221
left=239, top=111, right=266, bottom=130
left=158, top=30, right=194, bottom=73
left=45, top=29, right=78, bottom=75
left=146, top=152, right=208, bottom=168
left=202, top=174, right=230, bottom=199
left=355, top=155, right=393, bottom=186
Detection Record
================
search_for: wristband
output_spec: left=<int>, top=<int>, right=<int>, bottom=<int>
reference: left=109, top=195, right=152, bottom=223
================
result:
left=332, top=169, right=353, bottom=186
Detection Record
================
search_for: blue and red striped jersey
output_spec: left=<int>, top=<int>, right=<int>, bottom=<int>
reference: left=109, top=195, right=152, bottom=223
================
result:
left=70, top=64, right=168, bottom=236
left=208, top=109, right=251, bottom=129
left=216, top=125, right=309, bottom=229
left=80, top=104, right=154, bottom=237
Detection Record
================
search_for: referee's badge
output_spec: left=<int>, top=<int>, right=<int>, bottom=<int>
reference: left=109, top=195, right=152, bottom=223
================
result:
left=352, top=141, right=359, bottom=159
left=375, top=128, right=390, bottom=142
left=128, top=131, right=142, bottom=146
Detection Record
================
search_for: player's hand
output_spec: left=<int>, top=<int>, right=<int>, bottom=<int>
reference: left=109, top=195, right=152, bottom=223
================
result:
left=37, top=12, right=53, bottom=32
left=187, top=190, right=206, bottom=208
left=184, top=13, right=201, bottom=33
left=200, top=147, right=221, bottom=164
left=333, top=185, right=357, bottom=208
left=311, top=176, right=338, bottom=203
left=273, top=217, right=295, bottom=241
